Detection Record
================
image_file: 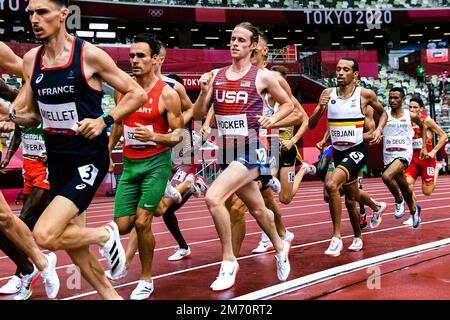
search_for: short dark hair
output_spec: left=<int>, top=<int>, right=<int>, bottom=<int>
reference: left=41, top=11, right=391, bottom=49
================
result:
left=51, top=0, right=69, bottom=7
left=257, top=29, right=268, bottom=46
left=271, top=65, right=288, bottom=79
left=410, top=95, right=424, bottom=108
left=340, top=57, right=359, bottom=72
left=167, top=73, right=182, bottom=84
left=390, top=87, right=405, bottom=98
left=133, top=33, right=161, bottom=56
left=234, top=22, right=259, bottom=45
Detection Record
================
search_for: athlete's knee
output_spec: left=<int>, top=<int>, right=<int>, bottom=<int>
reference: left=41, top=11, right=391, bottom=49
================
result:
left=381, top=171, right=393, bottom=183
left=279, top=191, right=293, bottom=205
left=229, top=206, right=245, bottom=226
left=0, top=211, right=14, bottom=229
left=34, top=228, right=59, bottom=251
left=248, top=207, right=268, bottom=220
left=422, top=187, right=434, bottom=196
left=134, top=214, right=153, bottom=234
left=205, top=192, right=224, bottom=211
left=325, top=180, right=339, bottom=194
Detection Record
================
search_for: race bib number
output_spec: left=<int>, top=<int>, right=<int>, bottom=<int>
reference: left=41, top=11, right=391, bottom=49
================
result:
left=38, top=101, right=79, bottom=134
left=22, top=138, right=46, bottom=158
left=288, top=171, right=295, bottom=183
left=412, top=138, right=423, bottom=150
left=173, top=170, right=187, bottom=182
left=215, top=114, right=248, bottom=136
left=385, top=137, right=407, bottom=151
left=349, top=151, right=364, bottom=164
left=256, top=148, right=268, bottom=164
left=330, top=125, right=357, bottom=146
left=427, top=167, right=435, bottom=176
left=78, top=164, right=99, bottom=186
left=124, top=125, right=156, bottom=147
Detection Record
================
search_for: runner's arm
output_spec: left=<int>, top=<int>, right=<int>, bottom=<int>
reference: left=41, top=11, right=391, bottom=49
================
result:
left=174, top=82, right=194, bottom=126
left=0, top=79, right=19, bottom=102
left=0, top=126, right=21, bottom=169
left=308, top=88, right=331, bottom=130
left=0, top=42, right=23, bottom=78
left=365, top=89, right=387, bottom=145
left=425, top=116, right=447, bottom=158
left=193, top=71, right=216, bottom=120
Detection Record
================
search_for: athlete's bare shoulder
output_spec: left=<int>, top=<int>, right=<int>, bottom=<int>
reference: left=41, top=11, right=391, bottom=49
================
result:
left=22, top=47, right=41, bottom=78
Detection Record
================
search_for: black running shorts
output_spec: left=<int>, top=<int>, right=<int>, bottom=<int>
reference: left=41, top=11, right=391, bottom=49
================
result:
left=333, top=143, right=368, bottom=185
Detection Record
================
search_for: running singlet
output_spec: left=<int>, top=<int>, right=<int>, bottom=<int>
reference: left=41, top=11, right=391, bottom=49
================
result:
left=328, top=87, right=365, bottom=151
left=412, top=114, right=432, bottom=155
left=163, top=75, right=177, bottom=89
left=122, top=80, right=170, bottom=159
left=30, top=37, right=107, bottom=157
left=383, top=109, right=413, bottom=165
left=21, top=125, right=46, bottom=160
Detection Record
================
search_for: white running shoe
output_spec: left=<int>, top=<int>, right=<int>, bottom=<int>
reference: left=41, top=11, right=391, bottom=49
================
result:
left=210, top=260, right=240, bottom=291
left=105, top=268, right=128, bottom=282
left=394, top=199, right=405, bottom=219
left=348, top=238, right=363, bottom=252
left=370, top=202, right=387, bottom=229
left=195, top=175, right=209, bottom=194
left=252, top=241, right=275, bottom=254
left=164, top=182, right=182, bottom=204
left=99, top=221, right=126, bottom=280
left=281, top=230, right=295, bottom=243
left=130, top=280, right=154, bottom=300
left=41, top=253, right=60, bottom=300
left=168, top=246, right=192, bottom=261
left=302, top=162, right=317, bottom=175
left=267, top=177, right=281, bottom=194
left=0, top=275, right=21, bottom=295
left=324, top=237, right=343, bottom=256
left=403, top=217, right=413, bottom=226
left=275, top=240, right=291, bottom=281
left=186, top=174, right=201, bottom=198
left=14, top=265, right=41, bottom=300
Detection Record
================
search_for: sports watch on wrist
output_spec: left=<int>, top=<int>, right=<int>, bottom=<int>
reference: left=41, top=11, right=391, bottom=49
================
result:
left=101, top=113, right=114, bottom=126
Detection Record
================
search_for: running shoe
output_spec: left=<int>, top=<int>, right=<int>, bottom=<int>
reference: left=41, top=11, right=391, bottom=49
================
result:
left=403, top=217, right=413, bottom=226
left=282, top=230, right=295, bottom=243
left=186, top=174, right=202, bottom=198
left=210, top=260, right=240, bottom=291
left=0, top=275, right=21, bottom=295
left=164, top=182, right=182, bottom=204
left=252, top=241, right=275, bottom=254
left=394, top=199, right=405, bottom=219
left=105, top=268, right=128, bottom=282
left=411, top=205, right=421, bottom=229
left=324, top=237, right=343, bottom=256
left=360, top=212, right=368, bottom=230
left=41, top=252, right=60, bottom=300
left=302, top=162, right=317, bottom=175
left=99, top=221, right=126, bottom=280
left=195, top=175, right=209, bottom=194
left=14, top=265, right=40, bottom=300
left=265, top=177, right=281, bottom=194
left=130, top=280, right=154, bottom=300
left=370, top=202, right=387, bottom=229
left=168, top=246, right=192, bottom=261
left=275, top=240, right=291, bottom=281
left=348, top=238, right=363, bottom=251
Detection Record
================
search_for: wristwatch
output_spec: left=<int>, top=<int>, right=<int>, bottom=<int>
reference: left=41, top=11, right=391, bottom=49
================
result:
left=101, top=113, right=114, bottom=126
left=8, top=106, right=16, bottom=121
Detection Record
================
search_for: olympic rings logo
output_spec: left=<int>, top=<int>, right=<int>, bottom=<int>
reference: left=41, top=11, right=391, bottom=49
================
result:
left=148, top=9, right=163, bottom=17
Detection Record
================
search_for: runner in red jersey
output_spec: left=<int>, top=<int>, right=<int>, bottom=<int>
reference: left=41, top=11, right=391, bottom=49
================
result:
left=194, top=22, right=293, bottom=291
left=405, top=96, right=447, bottom=203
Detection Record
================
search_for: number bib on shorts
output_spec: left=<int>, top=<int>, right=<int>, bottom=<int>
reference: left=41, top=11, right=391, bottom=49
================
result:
left=215, top=114, right=248, bottom=136
left=123, top=124, right=156, bottom=147
left=38, top=101, right=79, bottom=134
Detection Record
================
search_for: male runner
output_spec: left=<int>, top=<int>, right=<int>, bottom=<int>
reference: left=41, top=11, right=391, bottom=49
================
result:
left=0, top=0, right=148, bottom=299
left=194, top=22, right=293, bottom=291
left=381, top=88, right=425, bottom=229
left=309, top=57, right=388, bottom=256
left=108, top=33, right=184, bottom=299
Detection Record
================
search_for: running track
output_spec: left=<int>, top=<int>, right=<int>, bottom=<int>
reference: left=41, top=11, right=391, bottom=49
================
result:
left=0, top=176, right=449, bottom=300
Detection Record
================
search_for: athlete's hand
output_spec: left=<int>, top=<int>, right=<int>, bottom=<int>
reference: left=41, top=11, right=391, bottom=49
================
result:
left=319, top=95, right=331, bottom=108
left=0, top=158, right=10, bottom=174
left=316, top=139, right=326, bottom=151
left=257, top=115, right=276, bottom=129
left=200, top=125, right=211, bottom=139
left=0, top=102, right=9, bottom=121
left=281, top=139, right=295, bottom=151
left=422, top=149, right=435, bottom=159
left=108, top=157, right=115, bottom=173
left=134, top=122, right=155, bottom=142
left=0, top=120, right=15, bottom=133
left=77, top=117, right=107, bottom=140
left=369, top=128, right=383, bottom=145
left=199, top=72, right=213, bottom=93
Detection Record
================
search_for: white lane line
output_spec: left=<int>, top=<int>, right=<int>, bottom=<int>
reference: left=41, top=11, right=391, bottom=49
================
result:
left=233, top=238, right=450, bottom=300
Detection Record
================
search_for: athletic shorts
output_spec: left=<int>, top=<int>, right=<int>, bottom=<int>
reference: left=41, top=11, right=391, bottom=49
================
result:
left=279, top=144, right=302, bottom=168
left=47, top=151, right=108, bottom=214
left=169, top=164, right=199, bottom=187
left=114, top=150, right=172, bottom=218
left=22, top=158, right=50, bottom=194
left=384, top=157, right=410, bottom=170
left=333, top=143, right=368, bottom=185
left=404, top=155, right=437, bottom=186
left=220, top=144, right=271, bottom=176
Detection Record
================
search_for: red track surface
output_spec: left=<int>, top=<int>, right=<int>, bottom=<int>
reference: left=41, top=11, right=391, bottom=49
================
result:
left=0, top=176, right=449, bottom=300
